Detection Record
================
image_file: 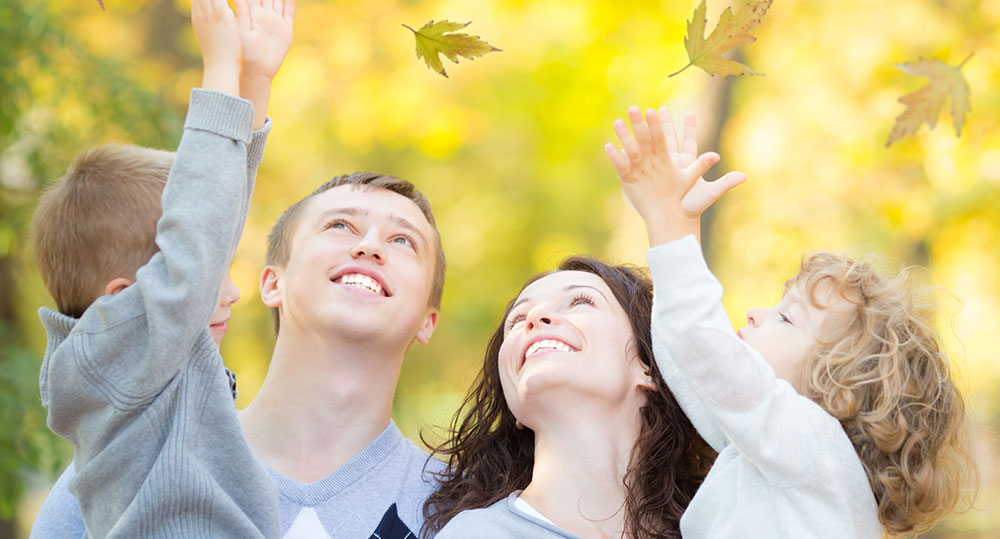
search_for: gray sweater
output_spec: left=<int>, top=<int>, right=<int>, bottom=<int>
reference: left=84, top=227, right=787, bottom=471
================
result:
left=436, top=494, right=580, bottom=538
left=32, top=422, right=445, bottom=539
left=38, top=89, right=279, bottom=538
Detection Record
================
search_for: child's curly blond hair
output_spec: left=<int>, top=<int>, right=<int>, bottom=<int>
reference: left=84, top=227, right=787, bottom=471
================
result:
left=791, top=253, right=977, bottom=534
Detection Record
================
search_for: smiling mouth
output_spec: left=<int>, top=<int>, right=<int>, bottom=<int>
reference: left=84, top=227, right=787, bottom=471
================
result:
left=521, top=338, right=577, bottom=368
left=333, top=273, right=387, bottom=296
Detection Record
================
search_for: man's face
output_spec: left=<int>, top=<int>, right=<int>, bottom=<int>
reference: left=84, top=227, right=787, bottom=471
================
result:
left=264, top=185, right=439, bottom=347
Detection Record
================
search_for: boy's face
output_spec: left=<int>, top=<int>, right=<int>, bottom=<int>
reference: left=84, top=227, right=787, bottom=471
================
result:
left=263, top=185, right=439, bottom=347
left=209, top=271, right=240, bottom=348
left=738, top=280, right=853, bottom=392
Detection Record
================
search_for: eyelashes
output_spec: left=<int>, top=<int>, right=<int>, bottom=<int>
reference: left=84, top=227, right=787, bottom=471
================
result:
left=504, top=293, right=597, bottom=330
left=506, top=312, right=526, bottom=330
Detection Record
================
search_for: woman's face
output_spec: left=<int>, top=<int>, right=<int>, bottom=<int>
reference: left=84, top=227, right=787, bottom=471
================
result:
left=498, top=270, right=653, bottom=428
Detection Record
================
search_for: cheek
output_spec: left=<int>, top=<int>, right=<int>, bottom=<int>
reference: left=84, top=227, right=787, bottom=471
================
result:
left=497, top=338, right=518, bottom=373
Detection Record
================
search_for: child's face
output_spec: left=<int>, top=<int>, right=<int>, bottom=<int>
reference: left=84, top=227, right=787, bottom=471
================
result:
left=738, top=280, right=852, bottom=392
left=209, top=271, right=240, bottom=348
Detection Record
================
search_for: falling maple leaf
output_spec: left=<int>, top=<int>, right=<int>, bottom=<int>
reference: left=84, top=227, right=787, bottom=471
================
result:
left=886, top=53, right=973, bottom=147
left=96, top=0, right=105, bottom=10
left=403, top=20, right=500, bottom=78
left=670, top=0, right=773, bottom=78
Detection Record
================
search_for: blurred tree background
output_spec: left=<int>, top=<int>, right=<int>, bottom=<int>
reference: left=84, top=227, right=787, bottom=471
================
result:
left=2, top=0, right=997, bottom=537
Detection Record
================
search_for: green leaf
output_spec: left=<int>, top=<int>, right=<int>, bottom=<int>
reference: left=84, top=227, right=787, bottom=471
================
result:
left=670, top=0, right=773, bottom=78
left=886, top=53, right=973, bottom=147
left=403, top=20, right=500, bottom=78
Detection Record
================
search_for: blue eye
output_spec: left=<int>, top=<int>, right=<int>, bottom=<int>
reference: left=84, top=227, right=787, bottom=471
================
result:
left=325, top=219, right=349, bottom=231
left=392, top=236, right=413, bottom=247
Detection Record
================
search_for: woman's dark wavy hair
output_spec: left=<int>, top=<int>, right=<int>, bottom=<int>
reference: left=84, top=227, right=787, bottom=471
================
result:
left=422, top=256, right=715, bottom=538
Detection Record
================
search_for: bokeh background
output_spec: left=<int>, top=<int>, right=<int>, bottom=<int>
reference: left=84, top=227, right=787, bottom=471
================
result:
left=2, top=0, right=998, bottom=537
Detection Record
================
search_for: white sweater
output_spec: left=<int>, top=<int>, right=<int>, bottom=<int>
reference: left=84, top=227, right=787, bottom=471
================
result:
left=648, top=235, right=882, bottom=539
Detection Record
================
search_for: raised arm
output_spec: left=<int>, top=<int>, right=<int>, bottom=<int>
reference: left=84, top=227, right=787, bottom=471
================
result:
left=236, top=0, right=294, bottom=130
left=604, top=106, right=745, bottom=450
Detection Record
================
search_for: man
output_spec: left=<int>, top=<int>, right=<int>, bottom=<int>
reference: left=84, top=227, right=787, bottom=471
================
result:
left=32, top=172, right=449, bottom=538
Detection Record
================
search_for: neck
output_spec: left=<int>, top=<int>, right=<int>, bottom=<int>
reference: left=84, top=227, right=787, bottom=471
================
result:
left=239, top=327, right=406, bottom=482
left=519, top=404, right=642, bottom=539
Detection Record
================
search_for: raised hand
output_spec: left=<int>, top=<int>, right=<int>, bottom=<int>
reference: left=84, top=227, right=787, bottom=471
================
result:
left=665, top=111, right=747, bottom=223
left=235, top=0, right=294, bottom=128
left=192, top=0, right=242, bottom=96
left=604, top=107, right=746, bottom=245
left=236, top=0, right=294, bottom=81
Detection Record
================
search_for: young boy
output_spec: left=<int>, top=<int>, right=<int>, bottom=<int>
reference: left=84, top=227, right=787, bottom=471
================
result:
left=30, top=0, right=293, bottom=536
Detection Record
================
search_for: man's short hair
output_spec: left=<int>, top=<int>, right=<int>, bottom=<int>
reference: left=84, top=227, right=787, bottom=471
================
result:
left=265, top=172, right=446, bottom=334
left=31, top=145, right=174, bottom=318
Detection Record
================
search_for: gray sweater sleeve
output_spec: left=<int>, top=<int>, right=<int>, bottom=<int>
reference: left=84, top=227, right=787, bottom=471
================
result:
left=42, top=89, right=256, bottom=429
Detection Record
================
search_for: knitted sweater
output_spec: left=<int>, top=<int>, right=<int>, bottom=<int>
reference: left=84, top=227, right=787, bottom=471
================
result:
left=31, top=422, right=443, bottom=539
left=647, top=235, right=881, bottom=538
left=37, top=89, right=278, bottom=538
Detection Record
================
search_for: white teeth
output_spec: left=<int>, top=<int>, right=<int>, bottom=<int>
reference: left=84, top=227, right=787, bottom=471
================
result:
left=338, top=273, right=383, bottom=295
left=525, top=339, right=574, bottom=360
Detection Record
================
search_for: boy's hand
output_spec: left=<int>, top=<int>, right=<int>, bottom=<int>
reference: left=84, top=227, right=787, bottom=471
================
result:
left=236, top=0, right=295, bottom=129
left=192, top=0, right=241, bottom=97
left=604, top=107, right=746, bottom=246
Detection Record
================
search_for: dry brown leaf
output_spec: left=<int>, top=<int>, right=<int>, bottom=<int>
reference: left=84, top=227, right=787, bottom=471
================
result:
left=887, top=53, right=973, bottom=147
left=670, top=0, right=773, bottom=78
left=403, top=20, right=500, bottom=78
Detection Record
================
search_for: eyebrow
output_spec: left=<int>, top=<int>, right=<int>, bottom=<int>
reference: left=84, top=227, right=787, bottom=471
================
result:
left=511, top=284, right=610, bottom=311
left=783, top=292, right=812, bottom=323
left=315, top=207, right=429, bottom=250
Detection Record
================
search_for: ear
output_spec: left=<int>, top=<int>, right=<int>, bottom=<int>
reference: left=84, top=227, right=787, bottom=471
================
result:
left=103, top=277, right=134, bottom=296
left=636, top=370, right=658, bottom=392
left=259, top=265, right=283, bottom=308
left=413, top=308, right=438, bottom=345
left=629, top=355, right=657, bottom=392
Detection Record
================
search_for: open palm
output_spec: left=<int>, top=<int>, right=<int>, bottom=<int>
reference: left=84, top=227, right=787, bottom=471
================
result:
left=236, top=0, right=295, bottom=81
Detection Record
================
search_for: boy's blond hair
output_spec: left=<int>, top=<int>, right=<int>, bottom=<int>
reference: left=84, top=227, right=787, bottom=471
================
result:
left=31, top=145, right=174, bottom=318
left=792, top=253, right=977, bottom=534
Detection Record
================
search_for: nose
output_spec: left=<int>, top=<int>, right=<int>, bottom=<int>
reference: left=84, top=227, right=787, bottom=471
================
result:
left=351, top=231, right=384, bottom=263
left=525, top=303, right=556, bottom=332
left=219, top=271, right=241, bottom=307
left=746, top=307, right=762, bottom=327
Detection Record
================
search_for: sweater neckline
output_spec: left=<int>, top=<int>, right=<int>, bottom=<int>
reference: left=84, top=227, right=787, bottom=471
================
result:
left=266, top=420, right=403, bottom=505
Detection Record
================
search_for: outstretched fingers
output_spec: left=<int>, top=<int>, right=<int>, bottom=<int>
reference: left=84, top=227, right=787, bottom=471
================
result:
left=660, top=107, right=679, bottom=154
left=235, top=0, right=251, bottom=34
left=682, top=111, right=698, bottom=157
left=702, top=171, right=747, bottom=206
left=645, top=108, right=668, bottom=158
left=628, top=106, right=654, bottom=158
left=283, top=0, right=295, bottom=22
left=612, top=118, right=641, bottom=176
left=687, top=151, right=720, bottom=181
left=604, top=143, right=630, bottom=179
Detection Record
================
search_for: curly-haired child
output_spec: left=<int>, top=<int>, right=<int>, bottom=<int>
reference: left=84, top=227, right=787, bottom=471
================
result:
left=604, top=106, right=976, bottom=537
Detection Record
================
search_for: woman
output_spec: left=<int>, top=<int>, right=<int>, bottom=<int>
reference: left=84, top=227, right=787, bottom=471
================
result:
left=423, top=257, right=715, bottom=538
